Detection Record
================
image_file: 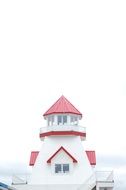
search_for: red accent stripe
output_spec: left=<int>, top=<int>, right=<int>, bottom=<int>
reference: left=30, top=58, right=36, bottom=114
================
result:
left=47, top=146, right=78, bottom=163
left=86, top=151, right=96, bottom=165
left=29, top=151, right=39, bottom=166
left=39, top=131, right=86, bottom=138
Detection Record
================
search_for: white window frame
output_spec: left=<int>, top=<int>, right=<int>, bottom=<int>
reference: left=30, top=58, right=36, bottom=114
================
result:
left=70, top=116, right=78, bottom=125
left=57, top=115, right=68, bottom=125
left=48, top=115, right=54, bottom=126
left=54, top=163, right=70, bottom=174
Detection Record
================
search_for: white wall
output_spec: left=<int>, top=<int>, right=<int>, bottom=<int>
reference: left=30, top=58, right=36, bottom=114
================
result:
left=29, top=136, right=94, bottom=185
left=13, top=184, right=82, bottom=190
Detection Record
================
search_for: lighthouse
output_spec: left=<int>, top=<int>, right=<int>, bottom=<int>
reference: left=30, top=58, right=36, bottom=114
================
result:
left=12, top=96, right=114, bottom=190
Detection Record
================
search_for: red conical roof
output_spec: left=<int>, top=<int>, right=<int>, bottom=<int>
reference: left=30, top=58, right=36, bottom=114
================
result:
left=43, top=95, right=82, bottom=117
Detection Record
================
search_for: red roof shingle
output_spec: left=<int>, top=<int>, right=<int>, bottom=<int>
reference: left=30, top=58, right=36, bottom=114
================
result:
left=43, top=95, right=82, bottom=117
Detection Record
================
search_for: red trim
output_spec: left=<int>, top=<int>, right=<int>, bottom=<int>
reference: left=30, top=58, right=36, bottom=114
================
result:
left=44, top=112, right=81, bottom=116
left=47, top=146, right=78, bottom=163
left=40, top=131, right=86, bottom=138
left=86, top=151, right=96, bottom=165
left=29, top=151, right=39, bottom=166
left=29, top=150, right=96, bottom=166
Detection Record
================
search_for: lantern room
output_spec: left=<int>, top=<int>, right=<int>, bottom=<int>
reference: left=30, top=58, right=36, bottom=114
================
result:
left=39, top=96, right=86, bottom=141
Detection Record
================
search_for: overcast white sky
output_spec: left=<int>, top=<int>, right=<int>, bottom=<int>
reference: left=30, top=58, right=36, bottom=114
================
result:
left=0, top=0, right=126, bottom=189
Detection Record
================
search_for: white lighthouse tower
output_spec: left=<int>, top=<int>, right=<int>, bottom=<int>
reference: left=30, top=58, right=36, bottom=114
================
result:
left=29, top=95, right=96, bottom=189
left=12, top=96, right=114, bottom=190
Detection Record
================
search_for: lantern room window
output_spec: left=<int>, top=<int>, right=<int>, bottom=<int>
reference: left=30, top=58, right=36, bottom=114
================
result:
left=63, top=116, right=67, bottom=125
left=70, top=116, right=78, bottom=125
left=48, top=116, right=54, bottom=126
left=47, top=115, right=79, bottom=126
left=57, top=115, right=67, bottom=125
left=58, top=116, right=62, bottom=125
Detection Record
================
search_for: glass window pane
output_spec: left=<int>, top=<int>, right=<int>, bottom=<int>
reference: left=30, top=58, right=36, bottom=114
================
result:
left=48, top=117, right=51, bottom=126
left=63, top=164, right=69, bottom=173
left=55, top=164, right=62, bottom=173
left=74, top=117, right=77, bottom=121
left=70, top=116, right=74, bottom=123
left=74, top=117, right=78, bottom=125
left=58, top=116, right=62, bottom=125
left=51, top=116, right=54, bottom=125
left=63, top=116, right=67, bottom=125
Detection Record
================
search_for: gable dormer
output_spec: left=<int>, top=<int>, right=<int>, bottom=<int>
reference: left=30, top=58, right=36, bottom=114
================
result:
left=47, top=146, right=77, bottom=174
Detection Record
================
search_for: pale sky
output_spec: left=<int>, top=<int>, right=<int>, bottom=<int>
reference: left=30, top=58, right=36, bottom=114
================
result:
left=0, top=0, right=126, bottom=189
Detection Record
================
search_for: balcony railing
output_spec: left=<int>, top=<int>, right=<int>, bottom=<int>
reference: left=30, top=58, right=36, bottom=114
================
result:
left=40, top=125, right=86, bottom=134
left=95, top=171, right=114, bottom=182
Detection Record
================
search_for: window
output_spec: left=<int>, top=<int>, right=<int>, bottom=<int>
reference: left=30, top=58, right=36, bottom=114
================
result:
left=55, top=164, right=70, bottom=174
left=70, top=116, right=78, bottom=125
left=48, top=116, right=51, bottom=126
left=57, top=115, right=67, bottom=125
left=63, top=164, right=69, bottom=173
left=55, top=164, right=62, bottom=173
left=52, top=116, right=54, bottom=125
left=74, top=117, right=78, bottom=125
left=58, top=116, right=62, bottom=125
left=48, top=116, right=54, bottom=126
left=63, top=116, right=67, bottom=125
left=70, top=116, right=74, bottom=124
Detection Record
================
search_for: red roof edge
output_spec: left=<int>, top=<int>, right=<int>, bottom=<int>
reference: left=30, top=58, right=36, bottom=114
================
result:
left=86, top=151, right=96, bottom=165
left=47, top=146, right=78, bottom=163
left=44, top=111, right=82, bottom=116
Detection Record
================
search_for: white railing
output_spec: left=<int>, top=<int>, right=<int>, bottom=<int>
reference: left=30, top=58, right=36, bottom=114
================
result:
left=77, top=171, right=114, bottom=190
left=95, top=171, right=114, bottom=182
left=77, top=174, right=96, bottom=190
left=40, top=125, right=86, bottom=134
left=12, top=174, right=27, bottom=185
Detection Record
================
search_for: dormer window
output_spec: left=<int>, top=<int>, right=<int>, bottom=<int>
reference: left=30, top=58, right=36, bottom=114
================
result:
left=55, top=164, right=69, bottom=174
left=47, top=146, right=77, bottom=175
left=55, top=164, right=61, bottom=173
left=63, top=164, right=69, bottom=173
